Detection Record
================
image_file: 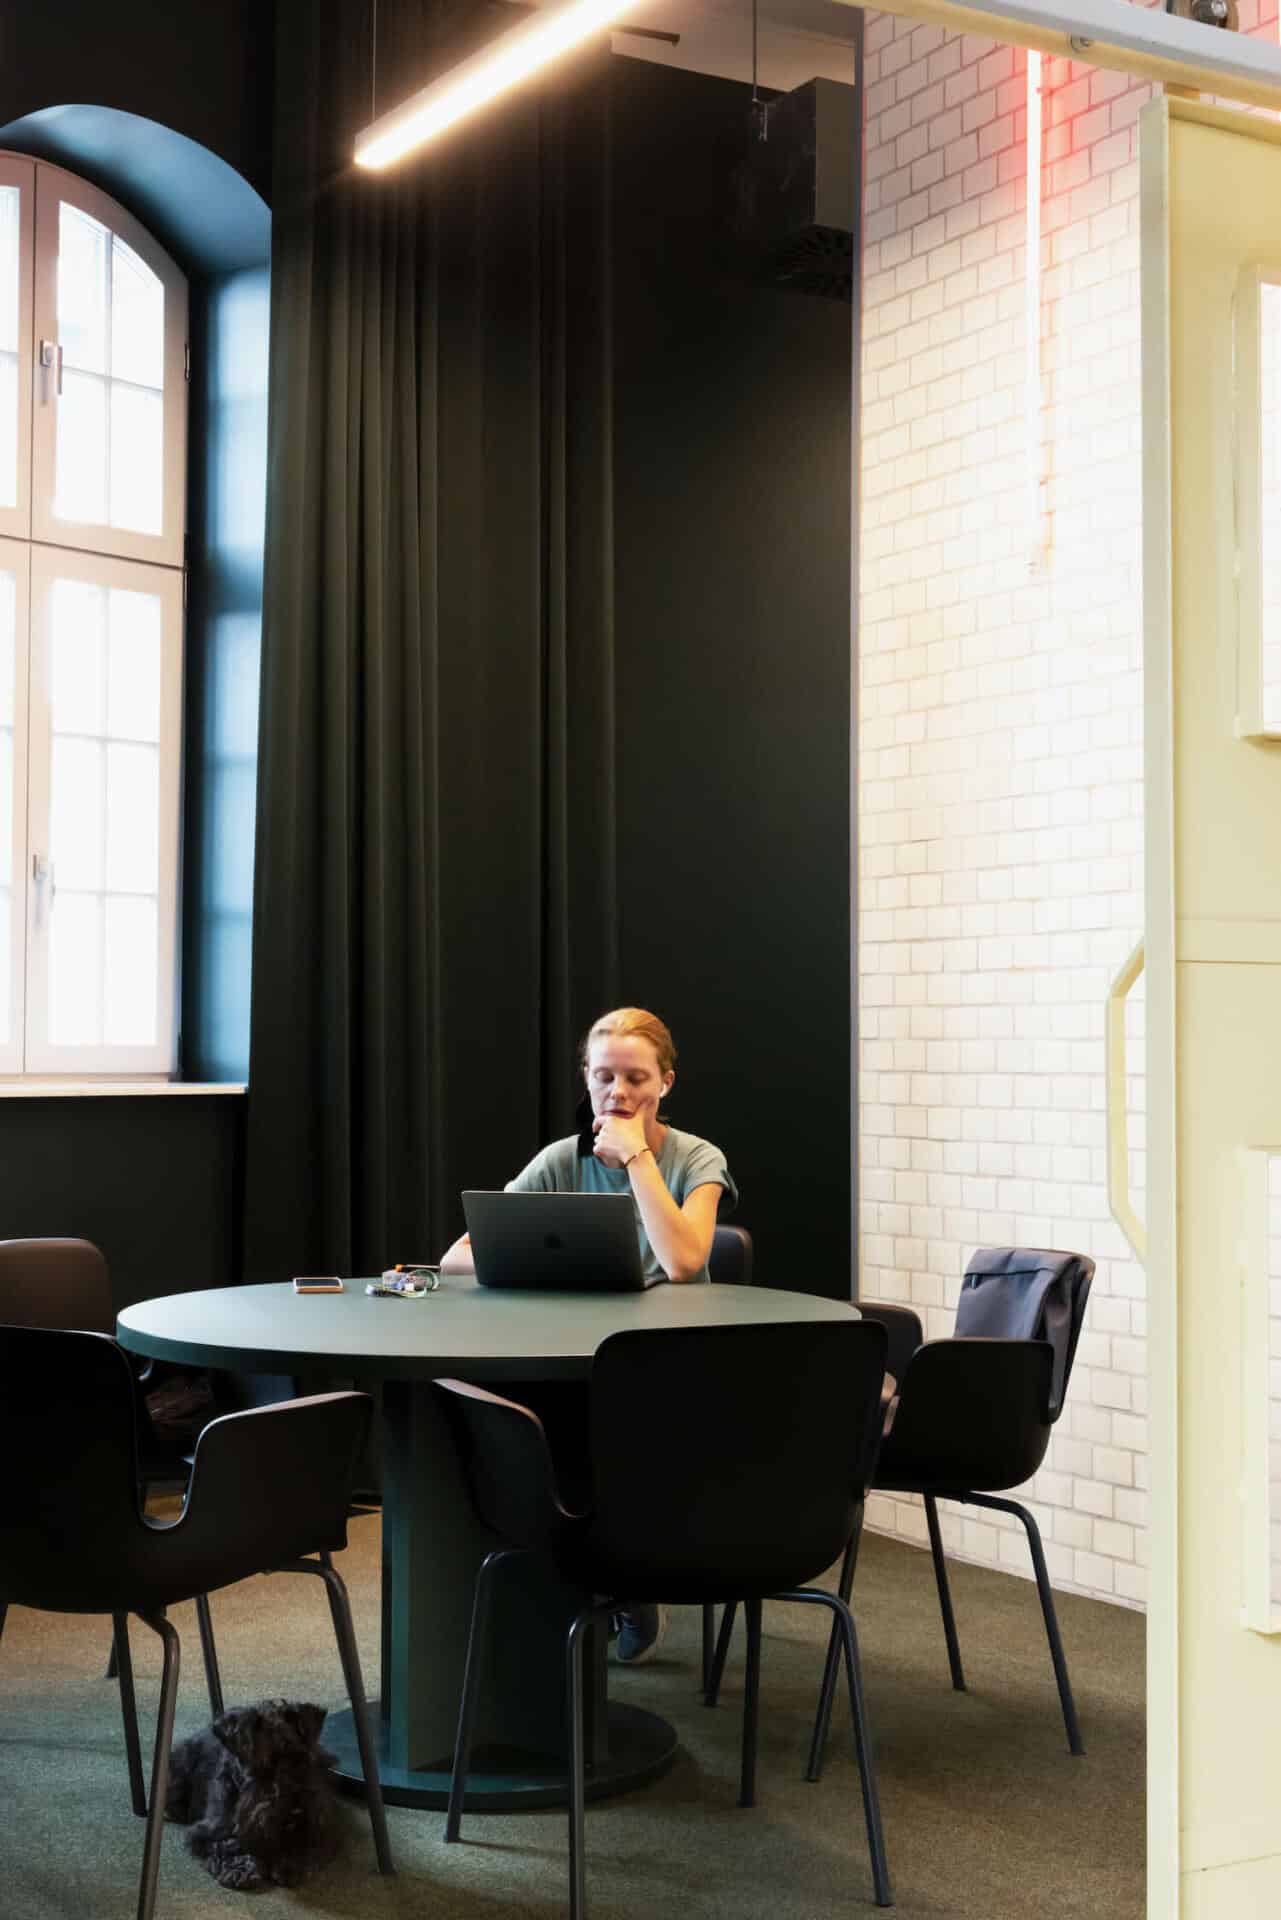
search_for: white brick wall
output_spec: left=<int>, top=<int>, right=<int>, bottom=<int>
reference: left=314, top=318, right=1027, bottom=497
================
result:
left=858, top=0, right=1279, bottom=1609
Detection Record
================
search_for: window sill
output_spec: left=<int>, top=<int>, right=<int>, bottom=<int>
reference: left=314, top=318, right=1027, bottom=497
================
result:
left=0, top=1080, right=247, bottom=1098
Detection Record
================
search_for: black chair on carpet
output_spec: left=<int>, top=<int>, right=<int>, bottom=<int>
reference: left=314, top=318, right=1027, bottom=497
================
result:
left=0, top=1325, right=393, bottom=1920
left=809, top=1246, right=1095, bottom=1774
left=0, top=1236, right=208, bottom=1688
left=0, top=1236, right=195, bottom=1490
left=437, top=1318, right=893, bottom=1917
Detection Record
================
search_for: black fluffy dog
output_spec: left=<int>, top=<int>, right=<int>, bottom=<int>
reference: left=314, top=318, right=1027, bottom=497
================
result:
left=165, top=1699, right=344, bottom=1891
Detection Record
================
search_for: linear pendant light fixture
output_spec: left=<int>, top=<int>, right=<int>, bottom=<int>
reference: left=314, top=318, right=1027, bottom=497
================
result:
left=355, top=0, right=639, bottom=168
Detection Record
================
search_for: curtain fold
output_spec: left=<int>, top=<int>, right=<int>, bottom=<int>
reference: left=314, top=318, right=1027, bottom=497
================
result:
left=243, top=0, right=618, bottom=1283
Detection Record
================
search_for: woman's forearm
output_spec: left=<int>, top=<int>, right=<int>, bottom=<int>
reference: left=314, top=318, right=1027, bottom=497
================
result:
left=625, top=1151, right=708, bottom=1281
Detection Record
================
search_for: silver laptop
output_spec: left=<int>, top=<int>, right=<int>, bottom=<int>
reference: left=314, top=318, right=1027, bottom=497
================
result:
left=462, top=1191, right=662, bottom=1291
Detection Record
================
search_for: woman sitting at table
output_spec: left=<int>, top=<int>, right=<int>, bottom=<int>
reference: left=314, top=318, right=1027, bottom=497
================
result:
left=439, top=1005, right=738, bottom=1661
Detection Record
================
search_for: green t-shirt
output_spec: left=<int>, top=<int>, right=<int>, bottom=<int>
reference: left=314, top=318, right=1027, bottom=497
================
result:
left=505, top=1126, right=737, bottom=1284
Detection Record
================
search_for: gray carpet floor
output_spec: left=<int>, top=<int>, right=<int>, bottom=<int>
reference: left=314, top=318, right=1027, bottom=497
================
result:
left=0, top=1518, right=1144, bottom=1920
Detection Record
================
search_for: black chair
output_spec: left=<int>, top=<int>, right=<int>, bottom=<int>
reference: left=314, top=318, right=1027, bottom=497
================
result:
left=437, top=1319, right=893, bottom=1917
left=0, top=1236, right=206, bottom=1687
left=810, top=1247, right=1095, bottom=1774
left=708, top=1223, right=754, bottom=1287
left=0, top=1236, right=194, bottom=1489
left=0, top=1326, right=394, bottom=1920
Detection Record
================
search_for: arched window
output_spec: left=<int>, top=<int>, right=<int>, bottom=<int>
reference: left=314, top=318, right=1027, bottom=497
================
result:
left=0, top=154, right=186, bottom=1075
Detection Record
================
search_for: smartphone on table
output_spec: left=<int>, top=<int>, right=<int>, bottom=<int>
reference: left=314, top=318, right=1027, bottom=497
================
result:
left=292, top=1276, right=345, bottom=1293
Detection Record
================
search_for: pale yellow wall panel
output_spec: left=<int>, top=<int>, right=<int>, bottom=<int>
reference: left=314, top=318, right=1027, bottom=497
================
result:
left=1182, top=1851, right=1281, bottom=1920
left=1174, top=963, right=1281, bottom=1857
left=1169, top=117, right=1281, bottom=932
left=1146, top=99, right=1281, bottom=1919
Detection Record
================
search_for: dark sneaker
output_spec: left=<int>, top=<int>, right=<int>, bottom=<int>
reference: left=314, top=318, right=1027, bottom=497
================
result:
left=615, top=1604, right=669, bottom=1666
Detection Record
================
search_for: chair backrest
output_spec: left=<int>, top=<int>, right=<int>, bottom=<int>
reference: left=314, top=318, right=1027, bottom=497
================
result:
left=707, top=1224, right=754, bottom=1286
left=876, top=1337, right=1056, bottom=1492
left=0, top=1325, right=146, bottom=1610
left=0, top=1237, right=114, bottom=1333
left=584, top=1319, right=888, bottom=1596
left=856, top=1300, right=924, bottom=1388
left=436, top=1377, right=573, bottom=1546
left=954, top=1246, right=1094, bottom=1421
left=0, top=1325, right=371, bottom=1613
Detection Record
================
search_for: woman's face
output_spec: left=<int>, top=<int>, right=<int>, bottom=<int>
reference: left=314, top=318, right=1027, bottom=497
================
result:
left=585, top=1033, right=674, bottom=1126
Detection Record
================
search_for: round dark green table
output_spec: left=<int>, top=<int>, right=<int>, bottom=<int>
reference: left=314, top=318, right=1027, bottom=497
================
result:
left=117, top=1279, right=859, bottom=1811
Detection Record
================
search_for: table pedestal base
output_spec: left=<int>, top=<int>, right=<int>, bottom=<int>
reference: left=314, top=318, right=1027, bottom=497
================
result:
left=327, top=1700, right=679, bottom=1811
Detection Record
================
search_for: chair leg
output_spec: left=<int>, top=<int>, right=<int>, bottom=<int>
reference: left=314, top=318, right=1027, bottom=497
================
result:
left=194, top=1595, right=224, bottom=1719
left=705, top=1598, right=738, bottom=1707
left=112, top=1612, right=149, bottom=1818
left=964, top=1491, right=1084, bottom=1756
left=0, top=1600, right=6, bottom=1644
left=445, top=1548, right=523, bottom=1843
left=278, top=1555, right=395, bottom=1874
left=702, top=1602, right=716, bottom=1695
left=133, top=1610, right=181, bottom=1920
left=784, top=1589, right=893, bottom=1910
left=925, top=1495, right=966, bottom=1692
left=739, top=1597, right=763, bottom=1808
left=105, top=1624, right=119, bottom=1681
left=806, top=1516, right=862, bottom=1783
left=565, top=1601, right=612, bottom=1920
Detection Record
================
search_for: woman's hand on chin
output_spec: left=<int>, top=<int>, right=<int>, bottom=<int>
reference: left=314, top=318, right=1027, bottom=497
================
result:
left=592, top=1111, right=649, bottom=1169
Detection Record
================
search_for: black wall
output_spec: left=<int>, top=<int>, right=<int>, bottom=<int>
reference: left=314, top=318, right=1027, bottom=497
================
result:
left=0, top=0, right=273, bottom=201
left=0, top=1097, right=243, bottom=1311
left=611, top=61, right=854, bottom=1298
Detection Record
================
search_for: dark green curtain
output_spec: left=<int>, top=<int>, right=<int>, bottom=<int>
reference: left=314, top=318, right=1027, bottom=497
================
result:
left=243, top=0, right=618, bottom=1284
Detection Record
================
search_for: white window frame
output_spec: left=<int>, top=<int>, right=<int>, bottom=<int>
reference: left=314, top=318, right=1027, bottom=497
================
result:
left=0, top=154, right=35, bottom=542
left=0, top=152, right=188, bottom=1080
left=0, top=536, right=30, bottom=1072
left=30, top=162, right=188, bottom=570
left=24, top=543, right=184, bottom=1075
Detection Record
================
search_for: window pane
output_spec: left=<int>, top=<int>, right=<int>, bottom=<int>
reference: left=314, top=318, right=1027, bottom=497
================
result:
left=50, top=890, right=102, bottom=1045
left=110, top=237, right=163, bottom=390
left=106, top=587, right=161, bottom=742
left=0, top=729, right=10, bottom=891
left=105, top=742, right=158, bottom=894
left=0, top=352, right=16, bottom=511
left=50, top=577, right=106, bottom=735
left=0, top=185, right=19, bottom=513
left=104, top=895, right=157, bottom=1044
left=109, top=382, right=163, bottom=535
left=0, top=566, right=14, bottom=729
left=0, top=571, right=12, bottom=1039
left=0, top=186, right=19, bottom=356
left=55, top=369, right=108, bottom=525
left=0, top=881, right=8, bottom=1045
left=51, top=736, right=105, bottom=891
left=58, top=202, right=109, bottom=376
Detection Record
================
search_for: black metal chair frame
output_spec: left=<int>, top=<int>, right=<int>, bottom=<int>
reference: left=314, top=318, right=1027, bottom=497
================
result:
left=437, top=1318, right=894, bottom=1918
left=808, top=1254, right=1094, bottom=1777
left=0, top=1328, right=394, bottom=1920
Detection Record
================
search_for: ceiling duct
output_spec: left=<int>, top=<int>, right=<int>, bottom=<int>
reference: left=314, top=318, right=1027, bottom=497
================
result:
left=733, top=77, right=858, bottom=301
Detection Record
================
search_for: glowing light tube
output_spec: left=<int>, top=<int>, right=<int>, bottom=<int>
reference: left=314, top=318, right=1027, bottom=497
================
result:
left=355, top=0, right=639, bottom=169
